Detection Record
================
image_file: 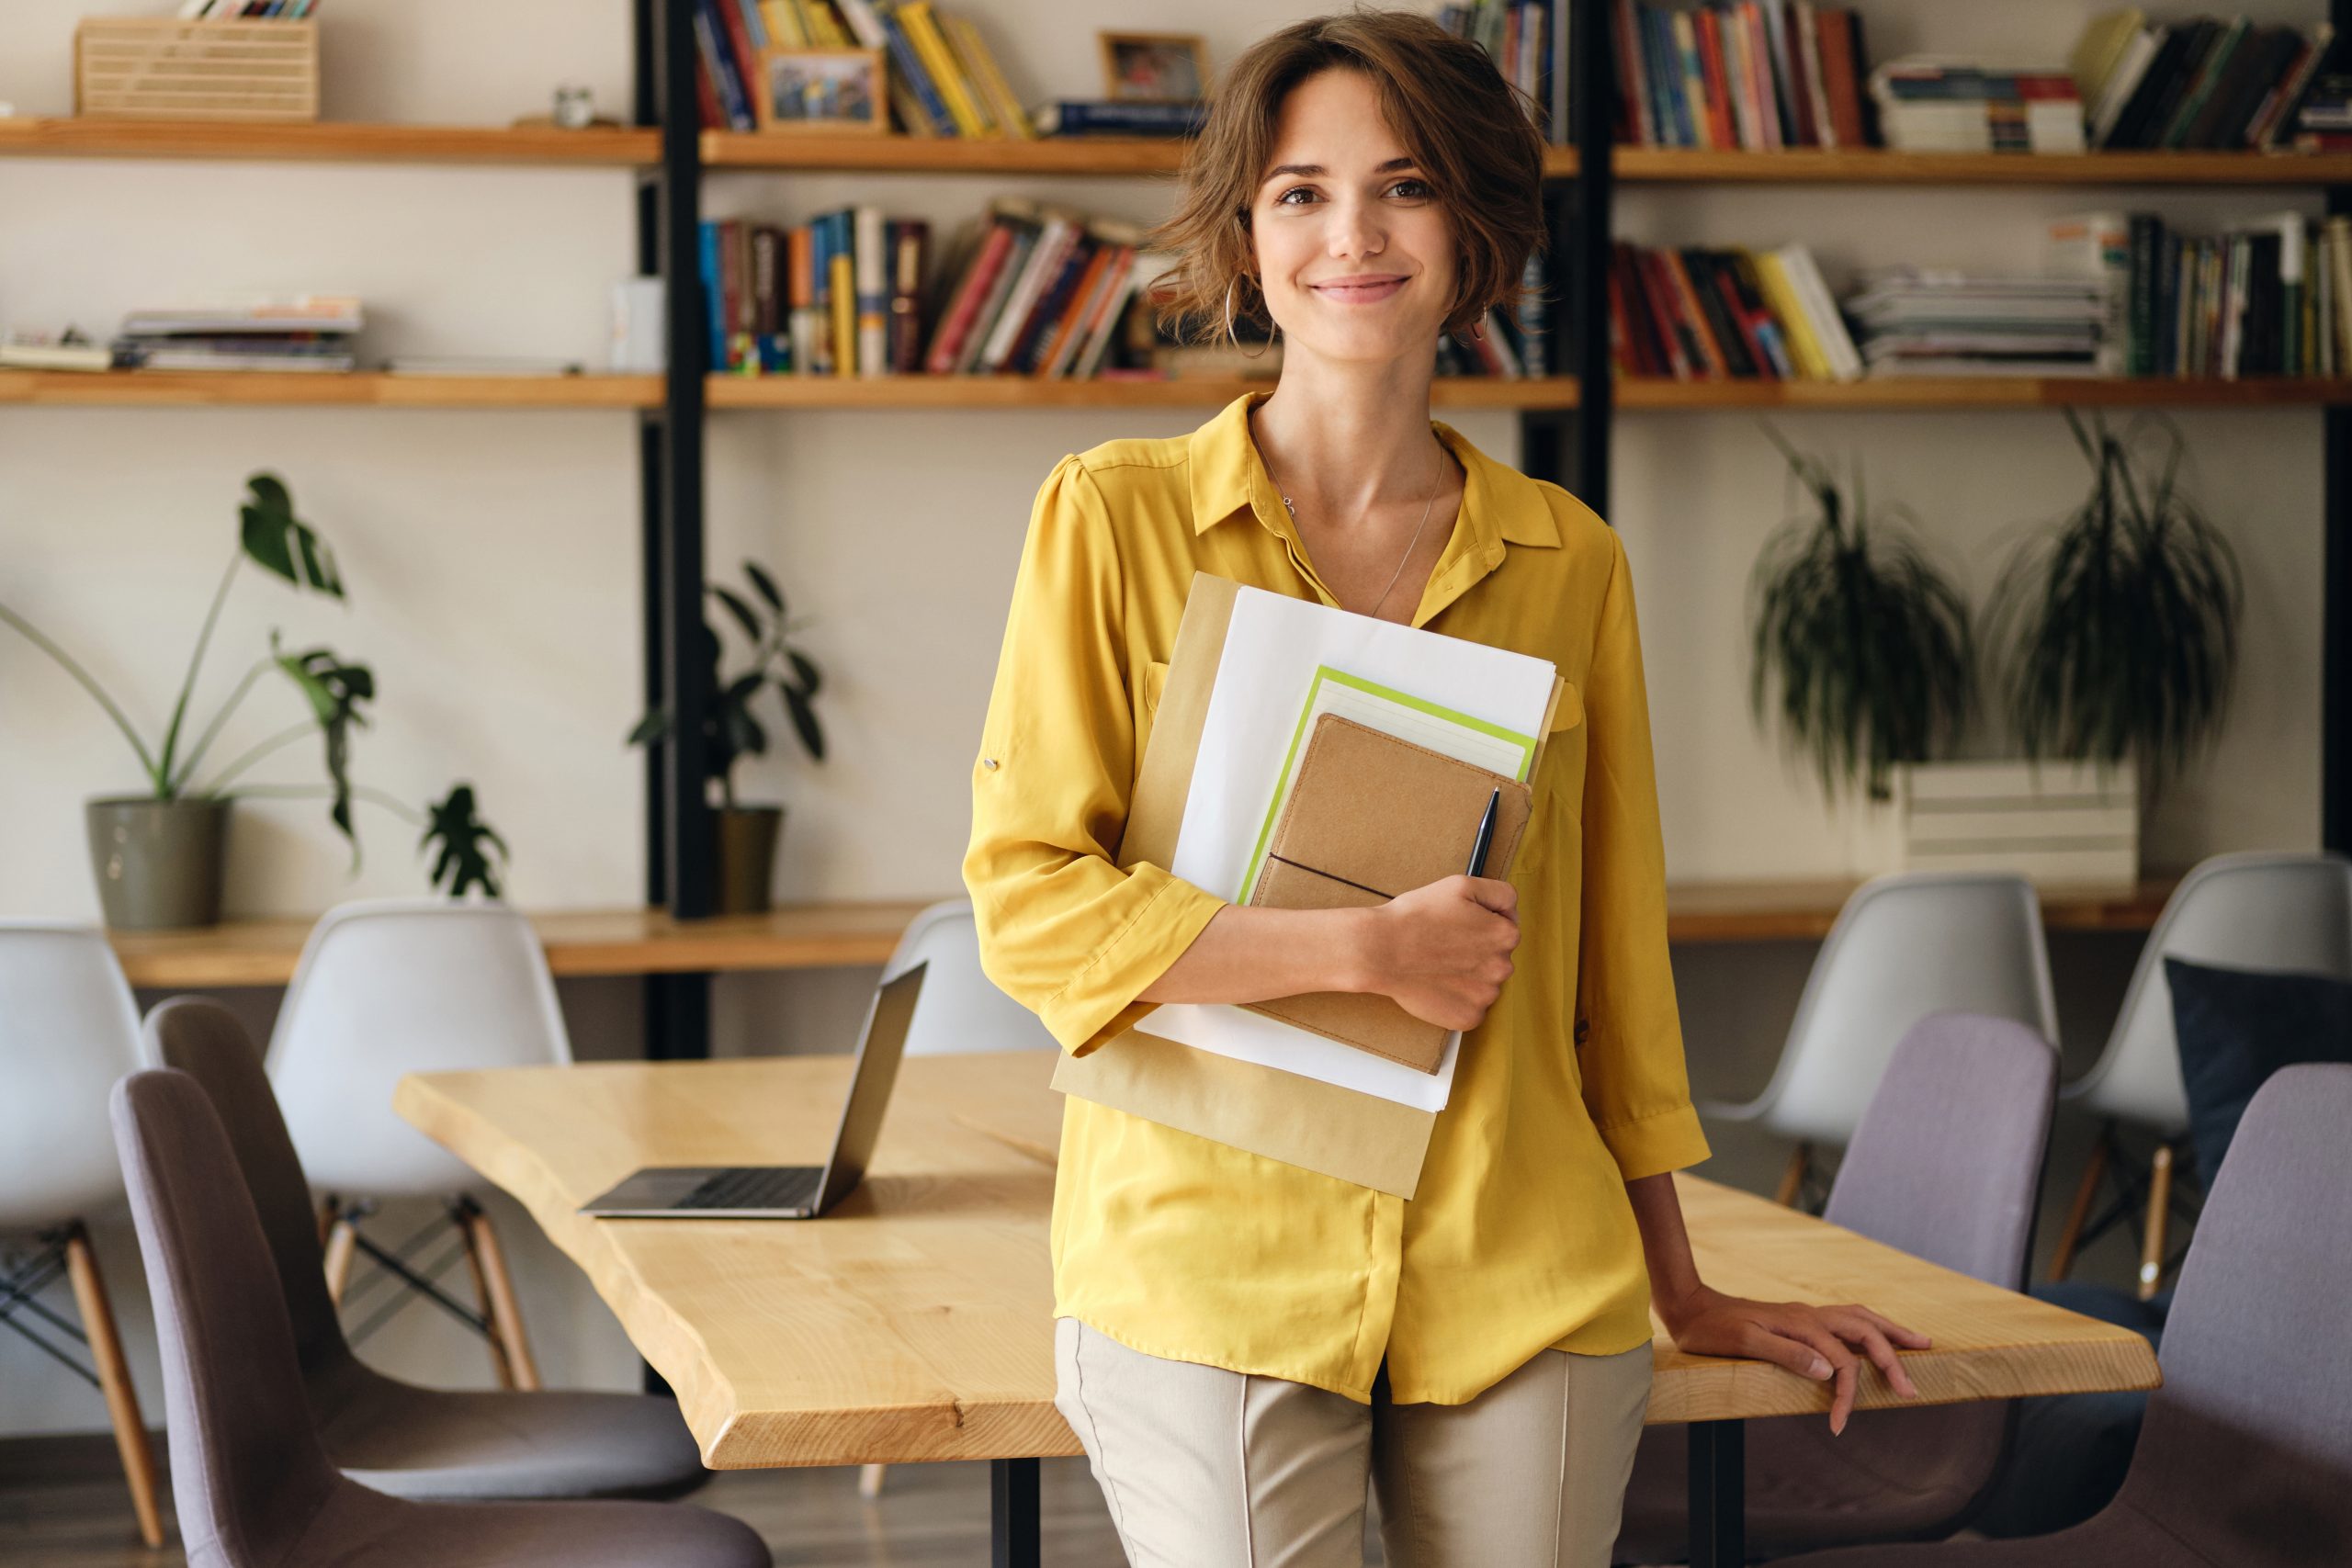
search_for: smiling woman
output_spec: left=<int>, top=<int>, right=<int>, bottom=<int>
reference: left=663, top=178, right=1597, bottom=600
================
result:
left=962, top=13, right=1927, bottom=1568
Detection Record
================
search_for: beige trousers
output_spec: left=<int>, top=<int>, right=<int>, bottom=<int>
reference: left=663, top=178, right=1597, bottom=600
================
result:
left=1053, top=1318, right=1651, bottom=1568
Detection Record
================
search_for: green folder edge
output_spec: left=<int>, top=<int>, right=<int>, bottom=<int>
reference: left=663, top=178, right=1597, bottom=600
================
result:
left=1233, top=666, right=1538, bottom=903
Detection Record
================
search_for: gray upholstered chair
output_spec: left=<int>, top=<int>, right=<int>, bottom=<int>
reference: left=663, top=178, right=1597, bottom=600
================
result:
left=111, top=1065, right=771, bottom=1568
left=144, top=997, right=707, bottom=1502
left=1774, top=1062, right=2352, bottom=1568
left=1614, top=1012, right=2058, bottom=1563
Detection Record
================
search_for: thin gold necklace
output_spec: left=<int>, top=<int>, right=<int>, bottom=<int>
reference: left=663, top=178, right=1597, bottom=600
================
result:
left=1271, top=434, right=1447, bottom=618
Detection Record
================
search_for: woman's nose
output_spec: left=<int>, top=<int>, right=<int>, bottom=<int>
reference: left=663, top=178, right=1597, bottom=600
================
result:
left=1326, top=199, right=1386, bottom=261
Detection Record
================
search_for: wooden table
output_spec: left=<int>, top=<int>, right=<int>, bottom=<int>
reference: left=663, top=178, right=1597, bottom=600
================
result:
left=399, top=1051, right=2160, bottom=1568
left=112, top=878, right=2177, bottom=989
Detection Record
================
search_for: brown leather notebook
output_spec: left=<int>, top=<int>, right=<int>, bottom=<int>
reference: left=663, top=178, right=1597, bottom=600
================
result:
left=1241, top=714, right=1534, bottom=1073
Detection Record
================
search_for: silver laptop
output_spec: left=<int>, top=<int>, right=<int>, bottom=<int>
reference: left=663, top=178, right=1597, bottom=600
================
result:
left=579, top=961, right=927, bottom=1219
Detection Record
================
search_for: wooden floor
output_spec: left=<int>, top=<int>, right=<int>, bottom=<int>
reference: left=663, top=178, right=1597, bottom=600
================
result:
left=0, top=1438, right=1392, bottom=1566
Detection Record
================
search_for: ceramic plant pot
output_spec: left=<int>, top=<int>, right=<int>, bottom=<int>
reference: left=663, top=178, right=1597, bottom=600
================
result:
left=85, top=795, right=231, bottom=930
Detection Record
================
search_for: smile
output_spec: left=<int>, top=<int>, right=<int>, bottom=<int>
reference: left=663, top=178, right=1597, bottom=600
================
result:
left=1307, top=276, right=1408, bottom=304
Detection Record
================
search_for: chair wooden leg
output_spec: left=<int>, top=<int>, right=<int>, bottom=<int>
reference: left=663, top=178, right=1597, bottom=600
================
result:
left=1774, top=1144, right=1812, bottom=1208
left=321, top=1202, right=357, bottom=1306
left=2138, top=1141, right=2176, bottom=1302
left=2048, top=1125, right=2112, bottom=1283
left=62, top=1224, right=164, bottom=1550
left=859, top=1463, right=888, bottom=1498
left=453, top=1203, right=515, bottom=1389
left=460, top=1203, right=540, bottom=1393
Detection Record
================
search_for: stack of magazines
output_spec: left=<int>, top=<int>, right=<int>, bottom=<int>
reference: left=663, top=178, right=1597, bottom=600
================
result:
left=1846, top=269, right=2107, bottom=377
left=114, top=297, right=361, bottom=373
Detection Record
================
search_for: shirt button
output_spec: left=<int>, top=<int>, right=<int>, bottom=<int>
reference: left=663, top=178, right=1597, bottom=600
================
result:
left=981, top=757, right=1000, bottom=771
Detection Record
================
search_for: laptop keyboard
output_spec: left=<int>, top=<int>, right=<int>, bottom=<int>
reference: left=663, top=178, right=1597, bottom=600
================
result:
left=674, top=1167, right=821, bottom=1211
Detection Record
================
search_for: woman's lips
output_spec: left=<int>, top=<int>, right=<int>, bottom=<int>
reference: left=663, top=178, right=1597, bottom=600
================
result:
left=1309, top=276, right=1408, bottom=304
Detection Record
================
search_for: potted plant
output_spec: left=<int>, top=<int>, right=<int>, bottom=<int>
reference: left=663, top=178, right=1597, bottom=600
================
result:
left=1, top=473, right=508, bottom=928
left=1747, top=421, right=1974, bottom=819
left=1986, top=409, right=2242, bottom=801
left=629, top=559, right=825, bottom=914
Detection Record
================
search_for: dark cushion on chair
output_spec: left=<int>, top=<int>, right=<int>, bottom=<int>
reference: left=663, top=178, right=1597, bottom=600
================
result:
left=2167, top=956, right=2352, bottom=1183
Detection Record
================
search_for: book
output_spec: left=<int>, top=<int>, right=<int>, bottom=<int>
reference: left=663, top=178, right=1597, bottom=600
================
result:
left=899, top=1, right=992, bottom=137
left=855, top=205, right=888, bottom=377
left=945, top=14, right=1036, bottom=139
left=1034, top=100, right=1205, bottom=136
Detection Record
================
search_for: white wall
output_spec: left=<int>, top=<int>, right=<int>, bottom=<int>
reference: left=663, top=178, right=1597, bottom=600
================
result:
left=1, top=0, right=2324, bottom=1441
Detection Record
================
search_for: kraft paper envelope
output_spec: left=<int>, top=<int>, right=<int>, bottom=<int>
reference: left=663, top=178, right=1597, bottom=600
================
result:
left=1051, top=572, right=1569, bottom=1198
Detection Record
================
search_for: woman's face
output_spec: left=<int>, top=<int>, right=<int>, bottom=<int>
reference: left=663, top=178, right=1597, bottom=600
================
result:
left=1246, top=68, right=1459, bottom=368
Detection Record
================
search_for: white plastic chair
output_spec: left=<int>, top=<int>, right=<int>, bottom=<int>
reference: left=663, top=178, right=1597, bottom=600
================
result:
left=882, top=898, right=1059, bottom=1057
left=0, top=923, right=164, bottom=1545
left=1702, top=874, right=2058, bottom=1206
left=2048, top=851, right=2352, bottom=1296
left=268, top=897, right=571, bottom=1390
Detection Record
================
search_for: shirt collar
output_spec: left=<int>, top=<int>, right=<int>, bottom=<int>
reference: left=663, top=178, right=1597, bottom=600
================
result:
left=1186, top=391, right=1563, bottom=550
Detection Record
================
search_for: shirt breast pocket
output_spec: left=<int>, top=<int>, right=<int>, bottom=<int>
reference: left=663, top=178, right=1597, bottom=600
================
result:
left=1519, top=682, right=1588, bottom=877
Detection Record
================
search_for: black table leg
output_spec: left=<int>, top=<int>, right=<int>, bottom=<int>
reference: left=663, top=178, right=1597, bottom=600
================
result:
left=992, top=1456, right=1041, bottom=1568
left=1689, top=1419, right=1745, bottom=1568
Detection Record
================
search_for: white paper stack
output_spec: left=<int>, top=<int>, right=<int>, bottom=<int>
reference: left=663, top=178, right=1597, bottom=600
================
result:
left=1145, top=585, right=1558, bottom=1112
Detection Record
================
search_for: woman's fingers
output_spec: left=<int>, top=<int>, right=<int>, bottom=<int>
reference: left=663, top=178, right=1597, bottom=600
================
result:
left=1735, top=1320, right=1831, bottom=1381
left=1825, top=1310, right=1917, bottom=1400
left=1774, top=1323, right=1861, bottom=1434
left=1857, top=1306, right=1933, bottom=1350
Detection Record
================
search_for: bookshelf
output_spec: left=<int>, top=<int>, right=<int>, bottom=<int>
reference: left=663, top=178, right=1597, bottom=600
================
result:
left=13, top=0, right=2352, bottom=1059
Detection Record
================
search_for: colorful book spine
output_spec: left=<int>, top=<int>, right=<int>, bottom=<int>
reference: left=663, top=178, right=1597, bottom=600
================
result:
left=946, top=15, right=1037, bottom=139
left=830, top=251, right=857, bottom=378
left=868, top=0, right=961, bottom=137
left=854, top=205, right=888, bottom=378
left=900, top=1, right=993, bottom=137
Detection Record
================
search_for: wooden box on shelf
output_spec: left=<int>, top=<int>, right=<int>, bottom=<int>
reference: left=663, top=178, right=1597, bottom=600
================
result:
left=74, top=17, right=320, bottom=124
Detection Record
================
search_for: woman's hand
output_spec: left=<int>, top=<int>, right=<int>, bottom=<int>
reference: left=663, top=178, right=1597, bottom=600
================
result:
left=1368, top=875, right=1521, bottom=1031
left=1658, top=1283, right=1931, bottom=1435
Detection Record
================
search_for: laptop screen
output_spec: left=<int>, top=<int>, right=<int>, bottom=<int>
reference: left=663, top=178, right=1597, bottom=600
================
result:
left=813, top=960, right=927, bottom=1212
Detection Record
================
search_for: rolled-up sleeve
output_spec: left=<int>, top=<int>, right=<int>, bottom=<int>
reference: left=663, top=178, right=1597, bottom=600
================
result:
left=1576, top=530, right=1712, bottom=1180
left=962, top=455, right=1227, bottom=1056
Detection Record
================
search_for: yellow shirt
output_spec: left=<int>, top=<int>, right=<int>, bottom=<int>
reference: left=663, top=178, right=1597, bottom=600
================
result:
left=964, top=393, right=1711, bottom=1406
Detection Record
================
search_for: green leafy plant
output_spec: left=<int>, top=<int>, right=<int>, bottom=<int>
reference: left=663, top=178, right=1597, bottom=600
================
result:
left=1747, top=421, right=1974, bottom=802
left=0, top=472, right=505, bottom=895
left=629, top=559, right=826, bottom=807
left=1985, top=410, right=2241, bottom=796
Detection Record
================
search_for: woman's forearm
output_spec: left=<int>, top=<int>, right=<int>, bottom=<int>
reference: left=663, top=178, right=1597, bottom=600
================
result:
left=1624, top=1171, right=1708, bottom=1331
left=1136, top=904, right=1378, bottom=1005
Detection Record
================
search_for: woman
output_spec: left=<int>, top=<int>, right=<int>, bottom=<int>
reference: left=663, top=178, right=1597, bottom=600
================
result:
left=963, top=13, right=1925, bottom=1565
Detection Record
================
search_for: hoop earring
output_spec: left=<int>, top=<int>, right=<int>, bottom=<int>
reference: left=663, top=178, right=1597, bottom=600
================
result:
left=1223, top=280, right=1279, bottom=359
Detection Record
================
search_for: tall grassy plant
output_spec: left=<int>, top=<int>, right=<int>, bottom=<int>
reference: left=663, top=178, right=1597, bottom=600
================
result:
left=1748, top=423, right=1973, bottom=802
left=1985, top=410, right=2240, bottom=797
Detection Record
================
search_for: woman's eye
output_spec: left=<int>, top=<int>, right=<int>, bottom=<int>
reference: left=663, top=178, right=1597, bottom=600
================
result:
left=1275, top=186, right=1318, bottom=207
left=1389, top=178, right=1433, bottom=199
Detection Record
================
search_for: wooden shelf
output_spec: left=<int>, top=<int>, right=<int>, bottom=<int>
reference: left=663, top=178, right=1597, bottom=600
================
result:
left=9, top=120, right=2347, bottom=187
left=709, top=375, right=1582, bottom=410
left=0, top=370, right=661, bottom=408
left=12, top=369, right=2343, bottom=412
left=1614, top=146, right=2352, bottom=186
left=0, top=117, right=658, bottom=166
left=107, top=881, right=2172, bottom=988
left=1664, top=877, right=2177, bottom=944
left=1616, top=376, right=2352, bottom=410
left=110, top=901, right=936, bottom=989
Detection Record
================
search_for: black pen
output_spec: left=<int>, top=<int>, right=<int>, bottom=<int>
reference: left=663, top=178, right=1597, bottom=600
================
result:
left=1465, top=787, right=1500, bottom=878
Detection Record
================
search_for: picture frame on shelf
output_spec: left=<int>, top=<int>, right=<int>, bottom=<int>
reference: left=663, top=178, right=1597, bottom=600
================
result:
left=1097, top=30, right=1208, bottom=105
left=754, top=46, right=888, bottom=135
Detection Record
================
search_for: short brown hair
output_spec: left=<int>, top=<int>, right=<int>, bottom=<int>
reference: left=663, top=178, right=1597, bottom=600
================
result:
left=1150, top=9, right=1547, bottom=343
